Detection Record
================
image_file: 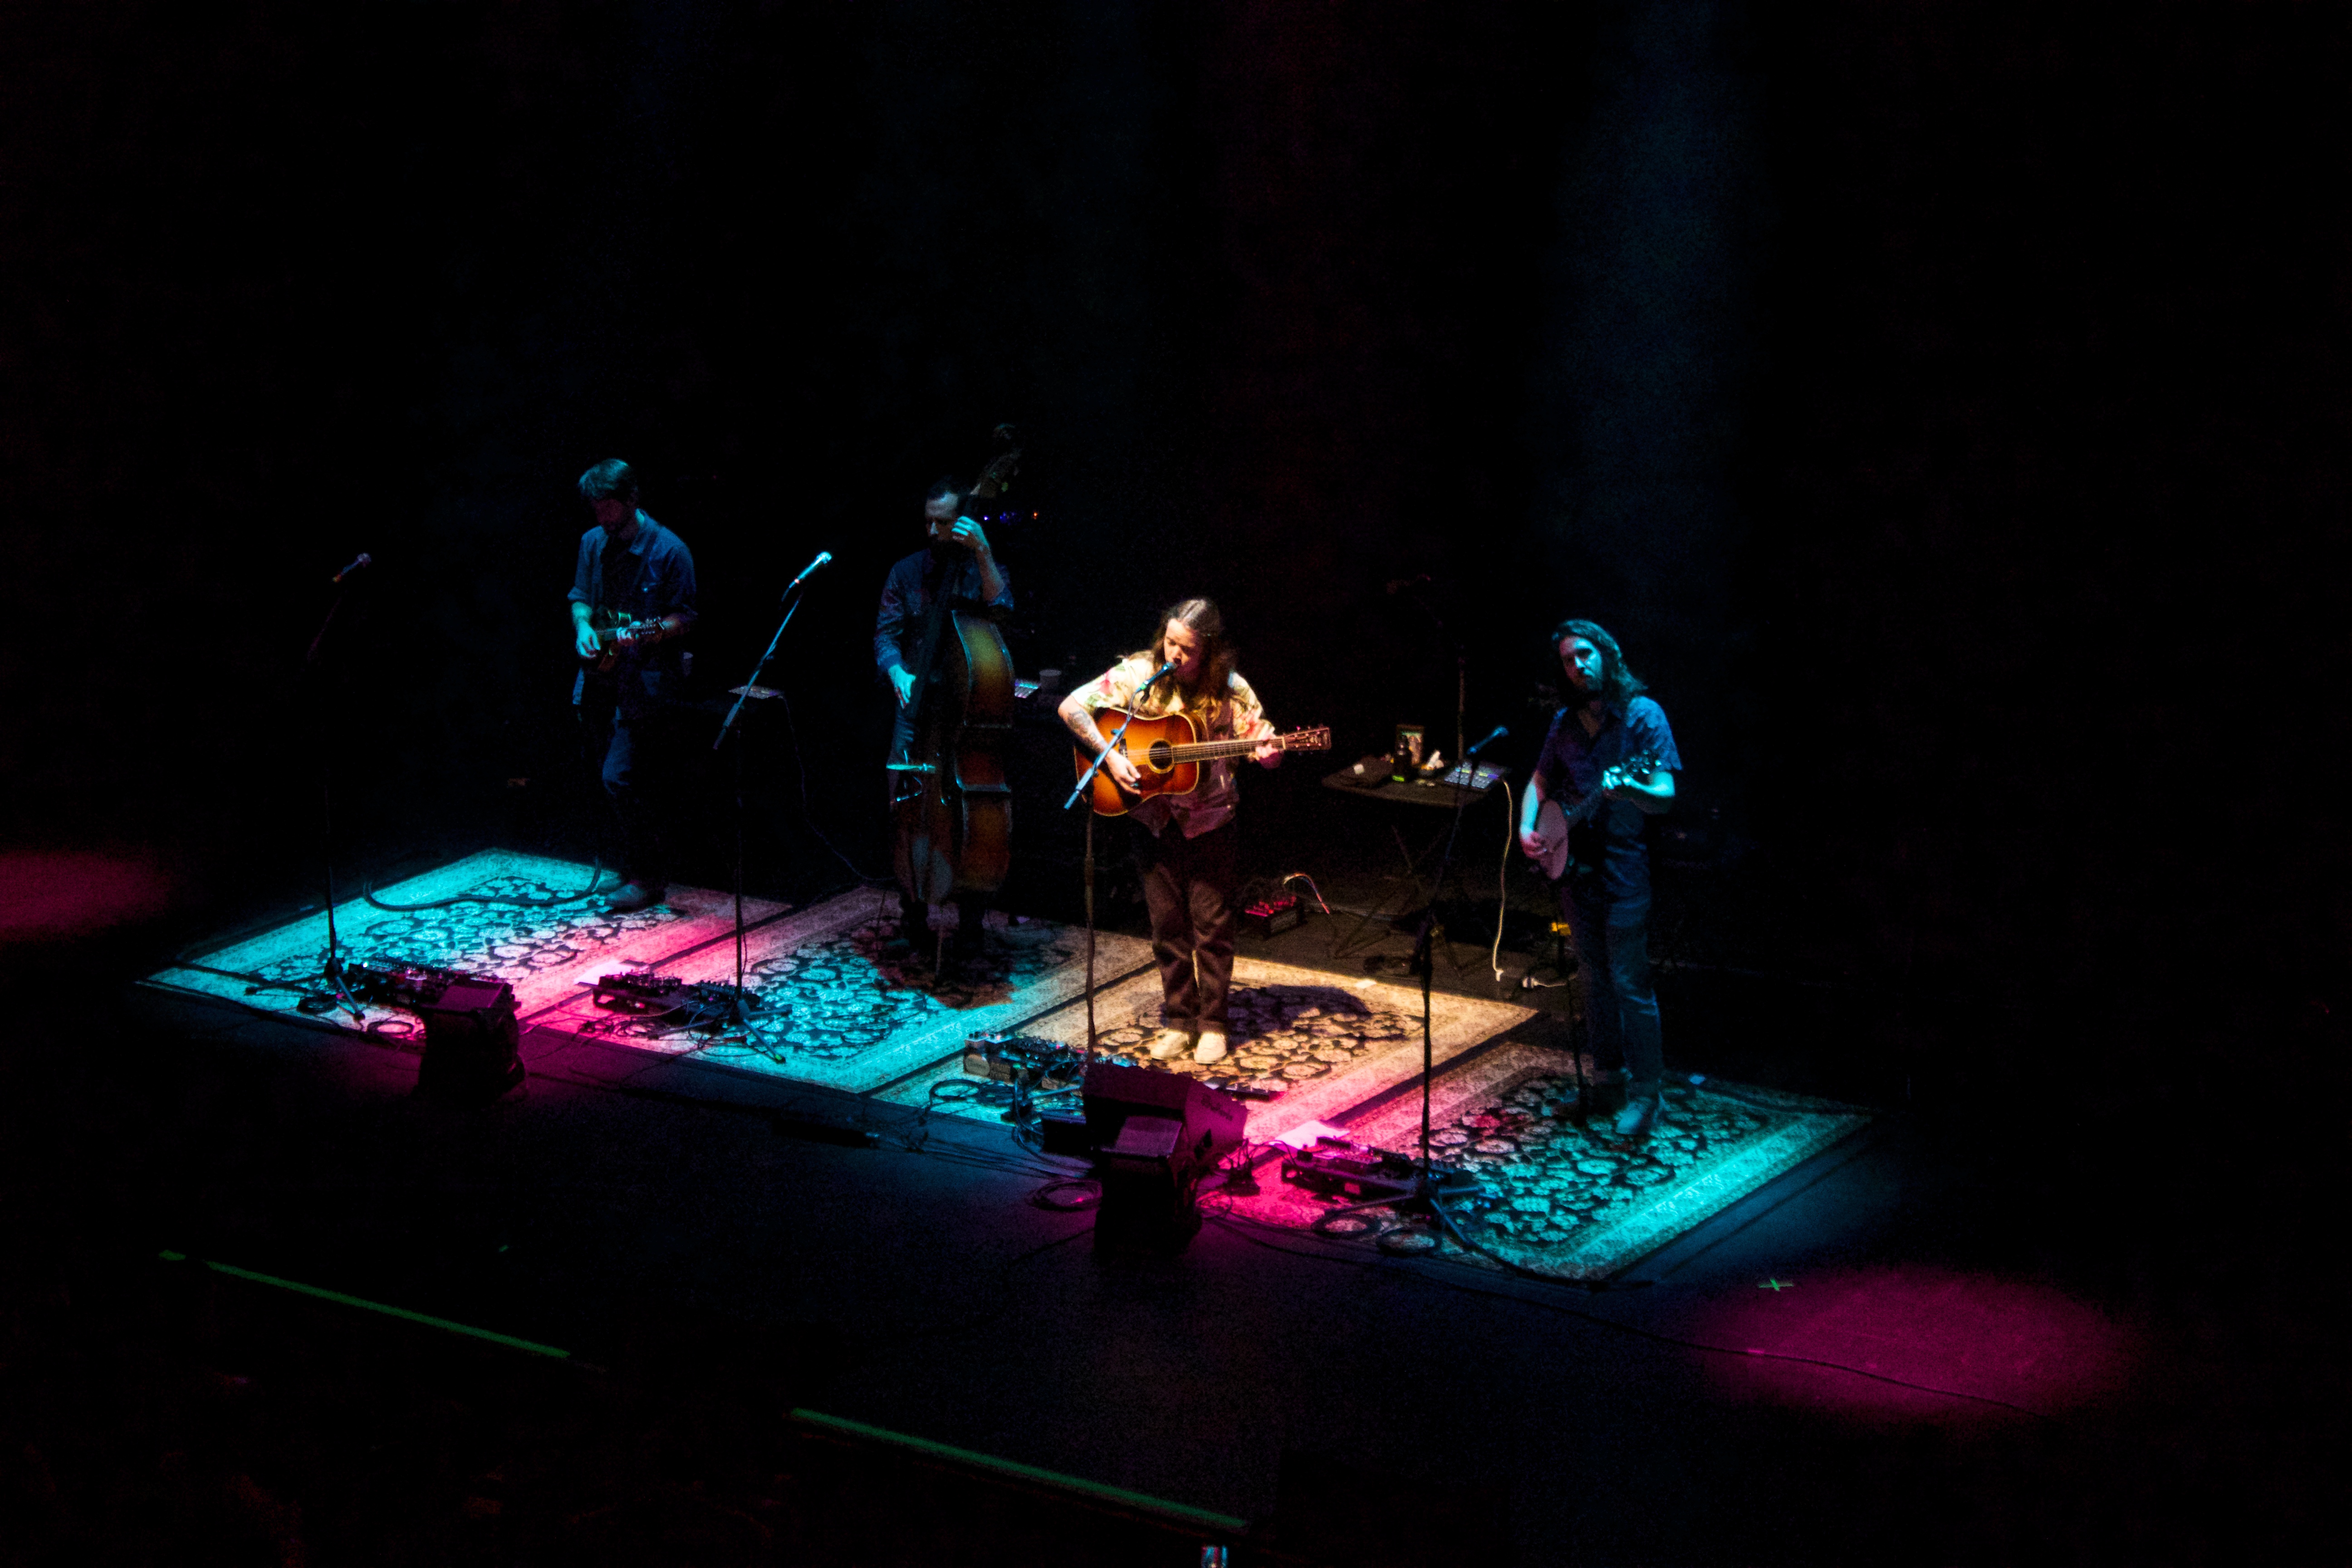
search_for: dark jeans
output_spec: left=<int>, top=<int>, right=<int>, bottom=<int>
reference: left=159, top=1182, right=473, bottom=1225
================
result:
left=1133, top=818, right=1239, bottom=1031
left=1560, top=877, right=1664, bottom=1090
left=578, top=693, right=676, bottom=890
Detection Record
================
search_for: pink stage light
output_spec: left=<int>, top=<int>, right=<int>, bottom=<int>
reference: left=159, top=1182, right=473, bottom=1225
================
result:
left=0, top=851, right=176, bottom=942
left=1699, top=1264, right=2143, bottom=1422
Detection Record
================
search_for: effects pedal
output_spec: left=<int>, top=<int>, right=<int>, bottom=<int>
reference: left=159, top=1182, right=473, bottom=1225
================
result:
left=1241, top=894, right=1304, bottom=938
left=1280, top=1140, right=1421, bottom=1201
left=589, top=971, right=696, bottom=1013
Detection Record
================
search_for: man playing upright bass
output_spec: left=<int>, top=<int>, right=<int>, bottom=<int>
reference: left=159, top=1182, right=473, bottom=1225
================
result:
left=1059, top=599, right=1282, bottom=1067
left=1516, top=618, right=1682, bottom=1135
left=874, top=476, right=1014, bottom=964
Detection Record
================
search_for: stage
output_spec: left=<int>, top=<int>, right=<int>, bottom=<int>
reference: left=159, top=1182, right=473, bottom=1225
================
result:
left=142, top=849, right=1875, bottom=1288
left=0, top=833, right=2264, bottom=1563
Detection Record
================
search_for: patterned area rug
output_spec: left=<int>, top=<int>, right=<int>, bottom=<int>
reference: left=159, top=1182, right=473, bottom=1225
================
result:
left=875, top=956, right=1536, bottom=1137
left=142, top=851, right=784, bottom=1034
left=531, top=889, right=1156, bottom=1095
left=1218, top=1041, right=1872, bottom=1281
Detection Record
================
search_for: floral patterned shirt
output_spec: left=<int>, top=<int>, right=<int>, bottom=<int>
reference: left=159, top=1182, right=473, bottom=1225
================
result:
left=1069, top=653, right=1270, bottom=838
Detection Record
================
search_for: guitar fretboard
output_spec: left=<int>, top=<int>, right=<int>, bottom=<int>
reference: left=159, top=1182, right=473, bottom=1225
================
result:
left=1155, top=735, right=1312, bottom=763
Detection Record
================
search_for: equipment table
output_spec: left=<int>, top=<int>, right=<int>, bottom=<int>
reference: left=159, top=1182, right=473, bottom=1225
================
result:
left=1319, top=760, right=1511, bottom=966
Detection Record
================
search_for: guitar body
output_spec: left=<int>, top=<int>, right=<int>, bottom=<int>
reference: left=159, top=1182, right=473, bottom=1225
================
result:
left=1073, top=710, right=1332, bottom=815
left=1534, top=797, right=1571, bottom=881
left=1075, top=710, right=1204, bottom=816
left=1525, top=750, right=1666, bottom=883
left=581, top=608, right=662, bottom=674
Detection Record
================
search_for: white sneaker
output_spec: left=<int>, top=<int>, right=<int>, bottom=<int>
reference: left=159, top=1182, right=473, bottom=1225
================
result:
left=1147, top=1027, right=1193, bottom=1060
left=1193, top=1030, right=1229, bottom=1066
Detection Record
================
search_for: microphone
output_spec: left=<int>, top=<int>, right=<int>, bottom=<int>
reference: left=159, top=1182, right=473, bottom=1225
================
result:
left=1385, top=573, right=1431, bottom=595
left=1465, top=725, right=1509, bottom=759
left=784, top=550, right=833, bottom=595
left=1139, top=658, right=1176, bottom=692
left=332, top=553, right=372, bottom=584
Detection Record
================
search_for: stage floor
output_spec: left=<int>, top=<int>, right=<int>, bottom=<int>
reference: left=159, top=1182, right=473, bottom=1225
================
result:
left=142, top=849, right=1869, bottom=1283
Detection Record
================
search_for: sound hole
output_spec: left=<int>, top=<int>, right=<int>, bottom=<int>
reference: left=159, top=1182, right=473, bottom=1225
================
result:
left=1147, top=741, right=1174, bottom=769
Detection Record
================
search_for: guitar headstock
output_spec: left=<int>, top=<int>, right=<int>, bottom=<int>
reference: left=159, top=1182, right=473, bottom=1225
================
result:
left=1280, top=726, right=1333, bottom=753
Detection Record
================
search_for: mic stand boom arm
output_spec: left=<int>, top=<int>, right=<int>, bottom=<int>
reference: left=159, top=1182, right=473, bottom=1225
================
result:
left=1059, top=660, right=1174, bottom=812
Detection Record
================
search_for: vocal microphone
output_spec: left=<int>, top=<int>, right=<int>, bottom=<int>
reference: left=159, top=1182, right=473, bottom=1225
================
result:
left=1385, top=573, right=1431, bottom=595
left=1139, top=657, right=1177, bottom=691
left=332, top=553, right=372, bottom=584
left=784, top=550, right=834, bottom=595
left=1465, top=725, right=1509, bottom=759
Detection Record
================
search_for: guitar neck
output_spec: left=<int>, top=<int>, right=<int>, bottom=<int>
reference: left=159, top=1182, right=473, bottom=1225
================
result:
left=1562, top=754, right=1663, bottom=824
left=1165, top=735, right=1292, bottom=763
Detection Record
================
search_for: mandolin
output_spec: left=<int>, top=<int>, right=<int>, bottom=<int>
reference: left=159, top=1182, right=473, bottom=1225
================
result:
left=1074, top=709, right=1332, bottom=816
left=579, top=608, right=675, bottom=673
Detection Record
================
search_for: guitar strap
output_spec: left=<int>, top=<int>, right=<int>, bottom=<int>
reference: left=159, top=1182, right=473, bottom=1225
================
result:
left=600, top=526, right=636, bottom=617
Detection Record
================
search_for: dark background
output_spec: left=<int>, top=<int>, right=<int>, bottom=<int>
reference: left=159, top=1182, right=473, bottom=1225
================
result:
left=6, top=0, right=2346, bottom=1191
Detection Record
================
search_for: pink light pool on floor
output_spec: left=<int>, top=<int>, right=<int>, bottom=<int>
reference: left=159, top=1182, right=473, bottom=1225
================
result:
left=0, top=851, right=176, bottom=941
left=1700, top=1264, right=2143, bottom=1421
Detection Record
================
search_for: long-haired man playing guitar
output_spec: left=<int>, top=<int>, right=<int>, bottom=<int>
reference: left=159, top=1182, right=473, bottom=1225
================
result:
left=1058, top=599, right=1281, bottom=1066
left=1516, top=619, right=1681, bottom=1134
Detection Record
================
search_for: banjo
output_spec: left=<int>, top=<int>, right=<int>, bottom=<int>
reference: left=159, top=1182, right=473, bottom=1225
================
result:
left=1526, top=751, right=1664, bottom=881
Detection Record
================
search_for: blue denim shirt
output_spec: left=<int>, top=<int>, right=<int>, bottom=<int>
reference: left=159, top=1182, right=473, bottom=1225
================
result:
left=873, top=547, right=1014, bottom=677
left=568, top=512, right=697, bottom=715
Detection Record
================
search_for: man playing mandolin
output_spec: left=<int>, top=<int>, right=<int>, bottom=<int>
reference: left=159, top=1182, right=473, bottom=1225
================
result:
left=568, top=459, right=697, bottom=913
left=1059, top=599, right=1281, bottom=1066
left=1517, top=618, right=1681, bottom=1135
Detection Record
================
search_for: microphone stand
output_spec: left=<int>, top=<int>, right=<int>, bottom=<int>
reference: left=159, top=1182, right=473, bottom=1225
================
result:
left=302, top=561, right=368, bottom=1020
left=708, top=577, right=815, bottom=1029
left=1312, top=756, right=1490, bottom=1254
left=1063, top=661, right=1174, bottom=1055
left=1319, top=587, right=1497, bottom=1251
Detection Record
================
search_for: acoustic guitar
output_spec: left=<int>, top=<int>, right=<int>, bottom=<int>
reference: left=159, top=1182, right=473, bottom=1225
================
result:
left=1074, top=709, right=1332, bottom=816
left=1526, top=751, right=1664, bottom=881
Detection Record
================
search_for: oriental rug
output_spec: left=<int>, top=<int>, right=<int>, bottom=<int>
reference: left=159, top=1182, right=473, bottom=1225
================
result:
left=142, top=850, right=783, bottom=1035
left=1215, top=1041, right=1872, bottom=1281
left=529, top=888, right=1156, bottom=1096
left=875, top=956, right=1536, bottom=1139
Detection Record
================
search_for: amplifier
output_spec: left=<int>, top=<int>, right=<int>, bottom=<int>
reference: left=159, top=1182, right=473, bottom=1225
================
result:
left=1081, top=1059, right=1247, bottom=1170
left=1081, top=1060, right=1250, bottom=1253
left=414, top=978, right=523, bottom=1102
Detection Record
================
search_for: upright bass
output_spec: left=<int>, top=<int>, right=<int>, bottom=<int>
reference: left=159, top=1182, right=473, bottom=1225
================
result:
left=891, top=444, right=1021, bottom=911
